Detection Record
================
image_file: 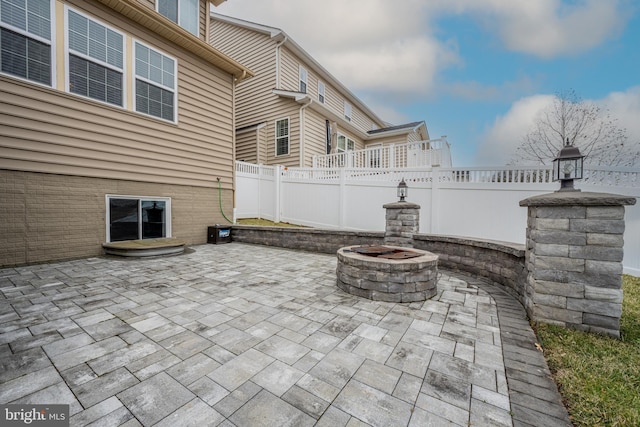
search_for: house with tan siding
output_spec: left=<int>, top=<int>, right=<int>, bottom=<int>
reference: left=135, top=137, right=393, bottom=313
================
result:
left=209, top=13, right=430, bottom=168
left=0, top=0, right=253, bottom=266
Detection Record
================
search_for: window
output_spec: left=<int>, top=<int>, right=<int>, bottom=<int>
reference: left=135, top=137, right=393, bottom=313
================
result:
left=107, top=196, right=170, bottom=242
left=0, top=0, right=53, bottom=85
left=275, top=117, right=289, bottom=156
left=318, top=81, right=325, bottom=103
left=134, top=41, right=176, bottom=121
left=157, top=0, right=198, bottom=36
left=299, top=65, right=307, bottom=93
left=344, top=101, right=352, bottom=122
left=337, top=134, right=355, bottom=153
left=67, top=9, right=124, bottom=106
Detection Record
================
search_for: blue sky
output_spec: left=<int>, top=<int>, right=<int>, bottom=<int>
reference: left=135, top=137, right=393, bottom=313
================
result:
left=216, top=0, right=640, bottom=166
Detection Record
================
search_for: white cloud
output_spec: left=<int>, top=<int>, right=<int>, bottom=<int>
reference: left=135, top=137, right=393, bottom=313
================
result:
left=474, top=87, right=640, bottom=166
left=602, top=86, right=640, bottom=143
left=426, top=0, right=627, bottom=58
left=474, top=95, right=554, bottom=166
left=215, top=0, right=460, bottom=97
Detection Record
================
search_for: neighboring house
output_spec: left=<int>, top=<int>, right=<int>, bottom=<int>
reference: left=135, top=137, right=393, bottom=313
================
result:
left=209, top=13, right=431, bottom=168
left=0, top=0, right=253, bottom=266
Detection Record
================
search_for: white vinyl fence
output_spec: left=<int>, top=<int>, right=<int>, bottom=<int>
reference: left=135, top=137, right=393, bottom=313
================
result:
left=235, top=162, right=640, bottom=275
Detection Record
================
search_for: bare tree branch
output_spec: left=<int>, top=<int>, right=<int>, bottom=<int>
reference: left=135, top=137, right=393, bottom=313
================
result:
left=511, top=89, right=640, bottom=166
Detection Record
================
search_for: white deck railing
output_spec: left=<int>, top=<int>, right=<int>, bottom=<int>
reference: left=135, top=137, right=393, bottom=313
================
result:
left=312, top=137, right=452, bottom=169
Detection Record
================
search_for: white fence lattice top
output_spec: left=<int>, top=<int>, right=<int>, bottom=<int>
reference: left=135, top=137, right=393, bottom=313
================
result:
left=236, top=162, right=640, bottom=188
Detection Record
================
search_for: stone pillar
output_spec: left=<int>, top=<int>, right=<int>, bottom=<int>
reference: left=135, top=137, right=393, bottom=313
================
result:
left=383, top=201, right=420, bottom=247
left=520, top=192, right=636, bottom=338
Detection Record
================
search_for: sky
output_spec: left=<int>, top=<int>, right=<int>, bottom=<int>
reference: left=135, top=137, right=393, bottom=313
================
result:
left=215, top=0, right=640, bottom=167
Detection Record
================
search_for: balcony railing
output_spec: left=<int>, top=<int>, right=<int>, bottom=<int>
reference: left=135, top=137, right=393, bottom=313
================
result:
left=312, top=137, right=452, bottom=169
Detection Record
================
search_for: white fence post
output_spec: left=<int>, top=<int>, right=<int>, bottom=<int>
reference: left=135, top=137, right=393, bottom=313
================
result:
left=339, top=168, right=346, bottom=228
left=430, top=166, right=440, bottom=234
left=274, top=165, right=282, bottom=223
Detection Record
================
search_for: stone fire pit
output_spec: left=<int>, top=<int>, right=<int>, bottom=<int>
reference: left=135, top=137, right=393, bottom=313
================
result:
left=336, top=245, right=438, bottom=302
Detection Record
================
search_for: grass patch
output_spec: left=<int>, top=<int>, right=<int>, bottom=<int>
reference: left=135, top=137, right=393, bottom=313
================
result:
left=235, top=218, right=304, bottom=227
left=536, top=275, right=640, bottom=426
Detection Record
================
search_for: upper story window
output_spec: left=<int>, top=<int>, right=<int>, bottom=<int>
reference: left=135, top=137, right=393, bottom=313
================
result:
left=318, top=81, right=325, bottom=103
left=0, top=0, right=53, bottom=86
left=67, top=8, right=124, bottom=106
left=299, top=65, right=307, bottom=93
left=157, top=0, right=198, bottom=36
left=344, top=101, right=352, bottom=122
left=275, top=117, right=289, bottom=156
left=134, top=41, right=177, bottom=122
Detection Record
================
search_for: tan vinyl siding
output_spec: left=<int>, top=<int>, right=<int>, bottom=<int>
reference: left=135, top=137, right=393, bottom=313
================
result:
left=0, top=0, right=235, bottom=190
left=303, top=108, right=328, bottom=166
left=236, top=130, right=258, bottom=163
left=134, top=0, right=154, bottom=10
left=210, top=21, right=277, bottom=128
left=257, top=124, right=268, bottom=163
left=267, top=101, right=300, bottom=167
left=407, top=131, right=421, bottom=143
left=280, top=48, right=300, bottom=92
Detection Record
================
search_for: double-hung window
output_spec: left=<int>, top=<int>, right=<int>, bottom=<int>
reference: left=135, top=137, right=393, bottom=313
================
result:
left=0, top=0, right=53, bottom=86
left=299, top=65, right=307, bottom=93
left=67, top=8, right=124, bottom=106
left=157, top=0, right=198, bottom=36
left=344, top=101, right=352, bottom=122
left=275, top=117, right=289, bottom=156
left=134, top=41, right=176, bottom=122
left=318, top=81, right=325, bottom=103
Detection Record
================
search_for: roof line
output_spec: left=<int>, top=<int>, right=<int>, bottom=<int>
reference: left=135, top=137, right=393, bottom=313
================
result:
left=211, top=12, right=386, bottom=126
left=96, top=0, right=254, bottom=81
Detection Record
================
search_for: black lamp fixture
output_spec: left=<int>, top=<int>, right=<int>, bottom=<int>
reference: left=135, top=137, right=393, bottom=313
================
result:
left=552, top=138, right=584, bottom=192
left=397, top=178, right=408, bottom=202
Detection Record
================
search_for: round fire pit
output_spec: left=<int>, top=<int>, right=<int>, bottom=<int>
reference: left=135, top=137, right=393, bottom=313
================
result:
left=336, top=245, right=438, bottom=302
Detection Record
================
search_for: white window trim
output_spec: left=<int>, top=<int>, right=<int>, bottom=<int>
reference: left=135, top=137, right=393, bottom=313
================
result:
left=337, top=133, right=355, bottom=153
left=64, top=6, right=126, bottom=108
left=275, top=117, right=290, bottom=157
left=105, top=195, right=172, bottom=242
left=133, top=39, right=178, bottom=124
left=0, top=0, right=56, bottom=87
left=318, top=80, right=325, bottom=103
left=299, top=65, right=308, bottom=94
left=344, top=101, right=352, bottom=122
left=156, top=0, right=199, bottom=37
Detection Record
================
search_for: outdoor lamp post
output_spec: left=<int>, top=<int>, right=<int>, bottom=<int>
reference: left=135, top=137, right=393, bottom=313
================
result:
left=397, top=178, right=408, bottom=201
left=552, top=138, right=584, bottom=192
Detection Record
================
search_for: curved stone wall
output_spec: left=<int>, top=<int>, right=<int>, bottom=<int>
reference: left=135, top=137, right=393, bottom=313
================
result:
left=230, top=226, right=526, bottom=305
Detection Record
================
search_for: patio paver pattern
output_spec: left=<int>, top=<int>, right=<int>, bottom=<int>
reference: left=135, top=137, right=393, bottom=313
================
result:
left=0, top=243, right=571, bottom=426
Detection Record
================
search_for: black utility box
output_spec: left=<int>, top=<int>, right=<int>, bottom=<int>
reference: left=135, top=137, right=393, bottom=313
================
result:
left=208, top=225, right=232, bottom=244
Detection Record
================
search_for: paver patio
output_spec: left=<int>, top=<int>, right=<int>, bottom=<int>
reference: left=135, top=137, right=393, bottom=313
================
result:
left=0, top=243, right=571, bottom=426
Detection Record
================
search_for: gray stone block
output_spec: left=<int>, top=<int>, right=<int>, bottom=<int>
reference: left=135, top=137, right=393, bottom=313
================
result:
left=533, top=280, right=584, bottom=298
left=587, top=233, right=624, bottom=247
left=536, top=218, right=570, bottom=231
left=535, top=243, right=569, bottom=257
left=570, top=219, right=625, bottom=234
left=531, top=230, right=586, bottom=245
left=586, top=206, right=624, bottom=220
left=535, top=206, right=586, bottom=219
left=566, top=298, right=622, bottom=317
left=584, top=285, right=622, bottom=302
left=569, top=245, right=623, bottom=262
left=536, top=256, right=584, bottom=272
left=532, top=305, right=582, bottom=324
left=583, top=313, right=620, bottom=330
left=585, top=260, right=623, bottom=276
